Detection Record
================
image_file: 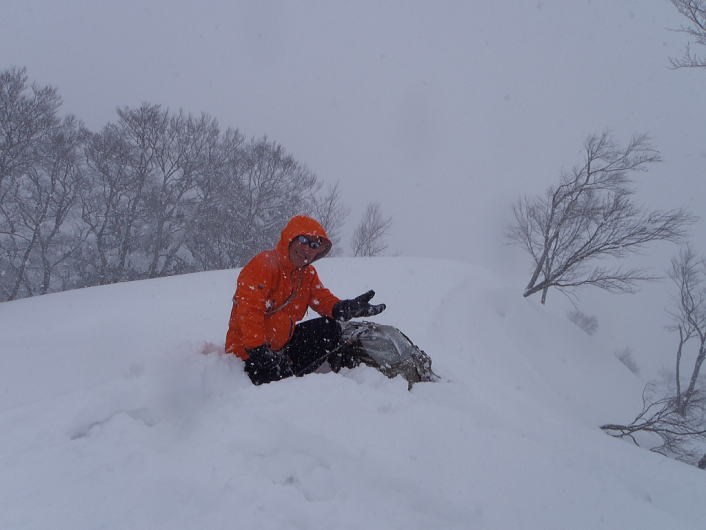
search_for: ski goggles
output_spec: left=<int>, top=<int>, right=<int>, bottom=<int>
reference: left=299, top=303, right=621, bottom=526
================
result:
left=295, top=235, right=322, bottom=249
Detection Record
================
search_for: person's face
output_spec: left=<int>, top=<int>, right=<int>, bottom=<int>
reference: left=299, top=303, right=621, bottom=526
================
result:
left=289, top=235, right=324, bottom=268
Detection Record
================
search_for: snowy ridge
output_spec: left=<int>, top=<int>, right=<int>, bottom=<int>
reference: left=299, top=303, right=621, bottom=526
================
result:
left=1, top=257, right=705, bottom=530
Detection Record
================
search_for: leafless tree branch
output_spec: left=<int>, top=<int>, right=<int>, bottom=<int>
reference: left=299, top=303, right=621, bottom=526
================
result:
left=508, top=132, right=695, bottom=304
left=352, top=202, right=392, bottom=257
left=669, top=0, right=706, bottom=68
left=602, top=249, right=706, bottom=468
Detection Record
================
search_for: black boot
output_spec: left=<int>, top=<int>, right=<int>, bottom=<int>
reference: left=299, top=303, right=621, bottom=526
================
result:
left=327, top=343, right=362, bottom=373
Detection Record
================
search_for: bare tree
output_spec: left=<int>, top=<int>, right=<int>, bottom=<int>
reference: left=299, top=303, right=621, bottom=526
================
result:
left=227, top=136, right=321, bottom=265
left=82, top=109, right=329, bottom=281
left=601, top=247, right=706, bottom=468
left=352, top=202, right=392, bottom=257
left=80, top=117, right=152, bottom=284
left=0, top=67, right=60, bottom=190
left=0, top=67, right=71, bottom=300
left=1, top=67, right=347, bottom=298
left=16, top=116, right=87, bottom=296
left=126, top=106, right=220, bottom=278
left=81, top=104, right=225, bottom=283
left=311, top=182, right=349, bottom=255
left=669, top=0, right=706, bottom=68
left=184, top=127, right=245, bottom=271
left=667, top=246, right=706, bottom=415
left=508, top=132, right=694, bottom=304
left=601, top=384, right=706, bottom=465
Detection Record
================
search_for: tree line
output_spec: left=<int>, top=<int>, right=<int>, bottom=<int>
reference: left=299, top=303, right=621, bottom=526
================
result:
left=0, top=67, right=389, bottom=302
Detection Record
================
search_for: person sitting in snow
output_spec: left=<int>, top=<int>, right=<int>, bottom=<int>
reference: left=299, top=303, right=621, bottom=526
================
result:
left=225, top=215, right=386, bottom=385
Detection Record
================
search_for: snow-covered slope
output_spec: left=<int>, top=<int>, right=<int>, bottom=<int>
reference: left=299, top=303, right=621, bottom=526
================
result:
left=1, top=258, right=704, bottom=530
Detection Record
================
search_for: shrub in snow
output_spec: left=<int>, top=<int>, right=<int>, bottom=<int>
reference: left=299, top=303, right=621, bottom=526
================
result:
left=567, top=309, right=598, bottom=336
left=614, top=346, right=639, bottom=375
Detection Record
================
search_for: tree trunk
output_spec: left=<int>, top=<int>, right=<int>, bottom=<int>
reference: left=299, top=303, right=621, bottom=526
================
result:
left=682, top=338, right=706, bottom=414
left=525, top=244, right=550, bottom=293
left=523, top=278, right=550, bottom=301
left=9, top=231, right=38, bottom=300
left=675, top=328, right=685, bottom=415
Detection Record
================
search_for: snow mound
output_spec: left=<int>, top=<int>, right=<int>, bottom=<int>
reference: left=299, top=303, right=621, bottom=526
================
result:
left=1, top=258, right=704, bottom=530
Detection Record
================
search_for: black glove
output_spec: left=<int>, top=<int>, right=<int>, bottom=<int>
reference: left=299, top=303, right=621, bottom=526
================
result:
left=332, top=290, right=386, bottom=322
left=244, top=344, right=293, bottom=385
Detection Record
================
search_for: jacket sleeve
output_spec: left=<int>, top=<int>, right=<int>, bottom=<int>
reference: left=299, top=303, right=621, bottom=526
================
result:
left=307, top=268, right=340, bottom=318
left=233, top=255, right=273, bottom=349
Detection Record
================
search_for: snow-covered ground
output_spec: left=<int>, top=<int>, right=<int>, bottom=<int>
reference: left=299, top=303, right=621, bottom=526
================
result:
left=1, top=257, right=705, bottom=530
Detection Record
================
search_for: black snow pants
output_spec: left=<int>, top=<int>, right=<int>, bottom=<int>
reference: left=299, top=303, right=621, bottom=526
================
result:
left=244, top=317, right=358, bottom=385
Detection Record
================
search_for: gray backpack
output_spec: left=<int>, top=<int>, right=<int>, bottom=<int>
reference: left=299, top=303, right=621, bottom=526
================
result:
left=338, top=320, right=439, bottom=390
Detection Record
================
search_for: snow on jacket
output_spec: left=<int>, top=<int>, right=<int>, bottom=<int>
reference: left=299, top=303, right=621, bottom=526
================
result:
left=225, top=215, right=340, bottom=360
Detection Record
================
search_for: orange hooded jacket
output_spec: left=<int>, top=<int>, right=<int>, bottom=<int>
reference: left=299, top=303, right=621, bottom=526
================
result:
left=225, top=216, right=341, bottom=360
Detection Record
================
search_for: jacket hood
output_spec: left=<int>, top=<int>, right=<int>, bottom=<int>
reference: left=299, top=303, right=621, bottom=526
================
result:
left=276, top=215, right=333, bottom=266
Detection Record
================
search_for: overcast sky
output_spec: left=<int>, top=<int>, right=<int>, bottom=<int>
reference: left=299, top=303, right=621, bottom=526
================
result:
left=2, top=0, right=704, bottom=269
